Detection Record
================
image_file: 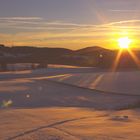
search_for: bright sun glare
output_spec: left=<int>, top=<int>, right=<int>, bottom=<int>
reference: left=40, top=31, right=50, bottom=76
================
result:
left=118, top=37, right=131, bottom=49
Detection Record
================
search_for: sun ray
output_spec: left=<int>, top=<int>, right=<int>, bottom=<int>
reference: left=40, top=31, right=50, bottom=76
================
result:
left=111, top=49, right=123, bottom=71
left=127, top=48, right=140, bottom=68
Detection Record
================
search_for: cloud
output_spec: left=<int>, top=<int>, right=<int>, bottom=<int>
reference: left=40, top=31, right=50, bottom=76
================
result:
left=100, top=20, right=140, bottom=29
left=1, top=17, right=140, bottom=35
left=0, top=16, right=45, bottom=30
left=2, top=16, right=140, bottom=32
left=1, top=17, right=140, bottom=49
left=0, top=17, right=43, bottom=20
left=0, top=17, right=97, bottom=31
left=109, top=9, right=140, bottom=13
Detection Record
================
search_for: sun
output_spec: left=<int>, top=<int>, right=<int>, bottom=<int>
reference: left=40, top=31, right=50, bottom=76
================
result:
left=118, top=37, right=131, bottom=49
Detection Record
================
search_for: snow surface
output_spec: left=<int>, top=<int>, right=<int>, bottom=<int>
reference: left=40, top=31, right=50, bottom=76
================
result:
left=0, top=65, right=140, bottom=140
left=49, top=71, right=140, bottom=95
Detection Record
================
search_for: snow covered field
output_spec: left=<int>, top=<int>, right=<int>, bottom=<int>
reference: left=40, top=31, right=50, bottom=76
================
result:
left=50, top=71, right=140, bottom=95
left=0, top=65, right=140, bottom=140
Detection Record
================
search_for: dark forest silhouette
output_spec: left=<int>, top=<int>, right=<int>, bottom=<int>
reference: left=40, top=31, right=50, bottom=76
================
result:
left=0, top=44, right=140, bottom=71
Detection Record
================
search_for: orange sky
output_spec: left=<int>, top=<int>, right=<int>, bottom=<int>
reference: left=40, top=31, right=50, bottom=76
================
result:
left=0, top=0, right=140, bottom=50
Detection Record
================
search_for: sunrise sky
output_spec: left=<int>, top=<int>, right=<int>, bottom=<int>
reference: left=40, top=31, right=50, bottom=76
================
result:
left=1, top=0, right=140, bottom=50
